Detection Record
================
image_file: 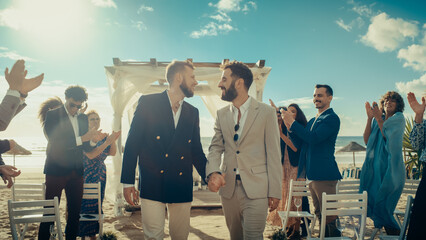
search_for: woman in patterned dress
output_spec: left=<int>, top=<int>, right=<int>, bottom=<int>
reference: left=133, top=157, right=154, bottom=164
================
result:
left=407, top=92, right=426, bottom=239
left=267, top=101, right=308, bottom=239
left=78, top=110, right=120, bottom=240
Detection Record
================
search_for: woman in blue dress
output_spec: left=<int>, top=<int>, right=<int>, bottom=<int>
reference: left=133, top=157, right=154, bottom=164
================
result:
left=360, top=91, right=406, bottom=235
left=79, top=110, right=121, bottom=240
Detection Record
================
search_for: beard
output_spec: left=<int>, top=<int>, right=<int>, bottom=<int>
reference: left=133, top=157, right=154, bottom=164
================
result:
left=180, top=80, right=194, bottom=98
left=221, top=81, right=238, bottom=102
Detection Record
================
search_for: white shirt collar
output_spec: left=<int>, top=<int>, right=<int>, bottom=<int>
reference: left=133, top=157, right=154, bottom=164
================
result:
left=230, top=96, right=252, bottom=113
left=64, top=104, right=79, bottom=118
left=166, top=90, right=184, bottom=108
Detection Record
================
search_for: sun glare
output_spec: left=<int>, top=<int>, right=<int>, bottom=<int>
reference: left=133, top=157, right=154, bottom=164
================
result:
left=10, top=0, right=93, bottom=52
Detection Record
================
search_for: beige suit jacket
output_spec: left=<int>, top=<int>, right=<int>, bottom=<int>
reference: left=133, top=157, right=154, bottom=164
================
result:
left=206, top=98, right=282, bottom=199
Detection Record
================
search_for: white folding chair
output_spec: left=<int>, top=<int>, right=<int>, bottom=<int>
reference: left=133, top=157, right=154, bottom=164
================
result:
left=12, top=183, right=46, bottom=201
left=8, top=196, right=63, bottom=240
left=80, top=182, right=103, bottom=237
left=278, top=179, right=316, bottom=239
left=309, top=191, right=368, bottom=240
left=379, top=195, right=414, bottom=240
left=394, top=179, right=419, bottom=227
left=336, top=180, right=360, bottom=194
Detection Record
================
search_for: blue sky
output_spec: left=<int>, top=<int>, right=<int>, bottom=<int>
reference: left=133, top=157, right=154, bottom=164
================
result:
left=0, top=0, right=425, bottom=139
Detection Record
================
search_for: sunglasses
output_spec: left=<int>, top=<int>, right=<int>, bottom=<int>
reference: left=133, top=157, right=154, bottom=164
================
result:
left=233, top=123, right=239, bottom=141
left=69, top=103, right=82, bottom=109
left=89, top=118, right=100, bottom=121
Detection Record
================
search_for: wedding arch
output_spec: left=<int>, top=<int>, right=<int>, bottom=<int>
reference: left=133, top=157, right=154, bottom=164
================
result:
left=105, top=58, right=272, bottom=213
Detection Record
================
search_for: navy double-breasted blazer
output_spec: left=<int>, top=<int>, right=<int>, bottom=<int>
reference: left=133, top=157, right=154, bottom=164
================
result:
left=290, top=108, right=342, bottom=181
left=121, top=91, right=207, bottom=203
left=43, top=105, right=92, bottom=176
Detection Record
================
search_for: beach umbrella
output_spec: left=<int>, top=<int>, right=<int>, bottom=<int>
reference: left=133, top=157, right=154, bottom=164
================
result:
left=5, top=141, right=32, bottom=167
left=337, top=141, right=366, bottom=167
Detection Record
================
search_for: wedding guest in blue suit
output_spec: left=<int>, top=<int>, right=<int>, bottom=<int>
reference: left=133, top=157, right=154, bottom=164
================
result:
left=406, top=92, right=425, bottom=240
left=360, top=91, right=405, bottom=236
left=120, top=60, right=207, bottom=240
left=281, top=84, right=342, bottom=237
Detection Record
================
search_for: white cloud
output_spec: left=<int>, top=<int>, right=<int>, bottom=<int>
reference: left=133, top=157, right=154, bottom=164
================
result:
left=213, top=0, right=243, bottom=12
left=277, top=97, right=313, bottom=110
left=190, top=22, right=234, bottom=38
left=0, top=48, right=38, bottom=62
left=339, top=114, right=364, bottom=136
left=91, top=0, right=117, bottom=8
left=131, top=20, right=147, bottom=31
left=210, top=12, right=232, bottom=22
left=397, top=44, right=426, bottom=72
left=336, top=18, right=352, bottom=32
left=361, top=13, right=419, bottom=52
left=396, top=73, right=426, bottom=97
left=352, top=4, right=373, bottom=17
left=242, top=1, right=257, bottom=13
left=137, top=4, right=154, bottom=14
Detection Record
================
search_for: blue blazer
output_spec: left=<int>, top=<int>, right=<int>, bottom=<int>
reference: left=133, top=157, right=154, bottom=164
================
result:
left=290, top=108, right=342, bottom=180
left=121, top=91, right=207, bottom=203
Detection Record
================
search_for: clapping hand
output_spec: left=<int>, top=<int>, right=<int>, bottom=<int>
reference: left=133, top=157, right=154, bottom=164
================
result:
left=407, top=92, right=425, bottom=115
left=365, top=102, right=374, bottom=119
left=280, top=108, right=295, bottom=129
left=4, top=60, right=44, bottom=94
left=106, top=131, right=121, bottom=145
left=370, top=101, right=382, bottom=120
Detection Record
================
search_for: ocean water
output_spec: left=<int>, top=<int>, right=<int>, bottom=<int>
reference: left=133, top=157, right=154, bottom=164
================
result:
left=3, top=136, right=366, bottom=170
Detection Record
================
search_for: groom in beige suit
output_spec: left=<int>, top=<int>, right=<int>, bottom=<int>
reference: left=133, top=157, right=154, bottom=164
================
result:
left=206, top=61, right=282, bottom=239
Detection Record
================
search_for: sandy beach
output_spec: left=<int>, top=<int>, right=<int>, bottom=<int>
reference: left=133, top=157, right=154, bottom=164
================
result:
left=0, top=166, right=409, bottom=240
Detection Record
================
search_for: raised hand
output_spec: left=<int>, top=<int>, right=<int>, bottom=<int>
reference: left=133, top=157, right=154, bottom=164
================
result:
left=269, top=99, right=278, bottom=111
left=407, top=92, right=425, bottom=115
left=4, top=59, right=44, bottom=94
left=207, top=172, right=226, bottom=192
left=106, top=131, right=121, bottom=144
left=4, top=60, right=25, bottom=91
left=365, top=102, right=373, bottom=119
left=281, top=108, right=295, bottom=129
left=371, top=101, right=382, bottom=120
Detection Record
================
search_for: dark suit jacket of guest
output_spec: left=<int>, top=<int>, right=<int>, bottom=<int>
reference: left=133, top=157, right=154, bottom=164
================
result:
left=121, top=91, right=207, bottom=204
left=43, top=105, right=92, bottom=176
left=290, top=108, right=342, bottom=181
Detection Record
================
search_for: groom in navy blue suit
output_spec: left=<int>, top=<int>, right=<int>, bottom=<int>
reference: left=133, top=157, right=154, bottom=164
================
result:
left=282, top=84, right=342, bottom=237
left=121, top=60, right=207, bottom=239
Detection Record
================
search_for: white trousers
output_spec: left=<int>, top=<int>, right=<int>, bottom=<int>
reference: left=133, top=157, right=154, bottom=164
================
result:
left=141, top=198, right=191, bottom=240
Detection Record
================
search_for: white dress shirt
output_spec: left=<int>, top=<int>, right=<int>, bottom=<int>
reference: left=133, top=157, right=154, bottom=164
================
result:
left=64, top=105, right=83, bottom=146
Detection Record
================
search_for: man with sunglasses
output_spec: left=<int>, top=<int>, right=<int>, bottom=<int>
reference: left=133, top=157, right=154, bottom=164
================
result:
left=206, top=61, right=282, bottom=239
left=39, top=85, right=104, bottom=240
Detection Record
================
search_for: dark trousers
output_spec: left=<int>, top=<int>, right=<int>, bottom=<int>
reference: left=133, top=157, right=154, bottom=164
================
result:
left=407, top=176, right=426, bottom=240
left=309, top=180, right=338, bottom=224
left=38, top=171, right=84, bottom=240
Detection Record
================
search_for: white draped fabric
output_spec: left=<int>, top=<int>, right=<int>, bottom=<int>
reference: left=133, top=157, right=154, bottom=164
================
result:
left=104, top=60, right=271, bottom=215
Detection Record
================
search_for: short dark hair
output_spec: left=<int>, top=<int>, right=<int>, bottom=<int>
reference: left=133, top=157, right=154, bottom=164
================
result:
left=65, top=85, right=88, bottom=102
left=222, top=61, right=253, bottom=90
left=380, top=91, right=405, bottom=113
left=315, top=84, right=333, bottom=96
left=165, top=60, right=194, bottom=85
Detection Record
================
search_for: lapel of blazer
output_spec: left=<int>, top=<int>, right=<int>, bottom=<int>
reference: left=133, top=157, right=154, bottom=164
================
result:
left=238, top=99, right=260, bottom=143
left=160, top=91, right=176, bottom=149
left=224, top=105, right=235, bottom=140
left=59, top=106, right=76, bottom=138
left=311, top=108, right=333, bottom=131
